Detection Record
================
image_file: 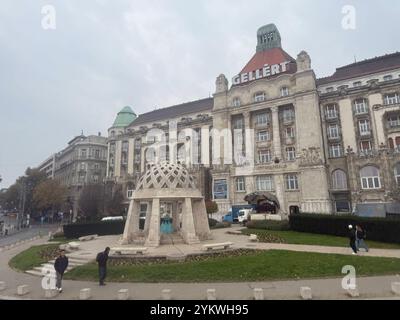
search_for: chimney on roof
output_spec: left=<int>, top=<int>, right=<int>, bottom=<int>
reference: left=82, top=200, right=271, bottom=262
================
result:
left=98, top=132, right=101, bottom=136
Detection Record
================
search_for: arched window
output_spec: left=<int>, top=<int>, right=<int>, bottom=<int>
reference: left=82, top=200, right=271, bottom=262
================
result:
left=232, top=97, right=241, bottom=107
left=332, top=170, right=348, bottom=190
left=254, top=92, right=266, bottom=103
left=360, top=166, right=381, bottom=189
left=280, top=87, right=289, bottom=97
left=394, top=163, right=400, bottom=186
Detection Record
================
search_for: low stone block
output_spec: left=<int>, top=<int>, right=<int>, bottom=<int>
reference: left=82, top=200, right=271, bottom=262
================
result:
left=0, top=281, right=6, bottom=291
left=118, top=289, right=129, bottom=300
left=17, top=285, right=30, bottom=296
left=346, top=287, right=360, bottom=298
left=391, top=282, right=400, bottom=295
left=161, top=289, right=171, bottom=300
left=253, top=288, right=264, bottom=300
left=45, top=289, right=58, bottom=299
left=206, top=289, right=217, bottom=300
left=79, top=288, right=91, bottom=300
left=300, top=287, right=312, bottom=300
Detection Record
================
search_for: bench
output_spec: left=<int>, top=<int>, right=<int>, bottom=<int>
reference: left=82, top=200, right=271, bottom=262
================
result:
left=203, top=242, right=233, bottom=251
left=68, top=242, right=81, bottom=250
left=249, top=234, right=258, bottom=242
left=78, top=234, right=98, bottom=242
left=111, top=247, right=148, bottom=255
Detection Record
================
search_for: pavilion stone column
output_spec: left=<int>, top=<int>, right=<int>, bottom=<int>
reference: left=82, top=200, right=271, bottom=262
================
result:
left=191, top=199, right=212, bottom=241
left=171, top=202, right=179, bottom=232
left=121, top=200, right=140, bottom=244
left=144, top=202, right=152, bottom=234
left=271, top=106, right=282, bottom=160
left=181, top=198, right=200, bottom=244
left=145, top=198, right=160, bottom=247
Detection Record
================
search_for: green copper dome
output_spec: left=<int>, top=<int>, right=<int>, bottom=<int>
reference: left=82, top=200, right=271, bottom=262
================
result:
left=112, top=106, right=137, bottom=128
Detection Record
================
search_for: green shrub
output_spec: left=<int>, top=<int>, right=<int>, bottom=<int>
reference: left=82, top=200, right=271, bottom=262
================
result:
left=246, top=220, right=290, bottom=231
left=289, top=214, right=400, bottom=244
left=213, top=221, right=231, bottom=229
left=208, top=218, right=218, bottom=228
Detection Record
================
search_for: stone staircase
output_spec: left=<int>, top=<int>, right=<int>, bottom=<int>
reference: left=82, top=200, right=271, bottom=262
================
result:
left=25, top=255, right=92, bottom=277
left=160, top=233, right=185, bottom=245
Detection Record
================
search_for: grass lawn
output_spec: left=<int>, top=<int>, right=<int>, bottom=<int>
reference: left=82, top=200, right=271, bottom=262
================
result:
left=64, top=250, right=400, bottom=283
left=9, top=244, right=60, bottom=272
left=241, top=229, right=400, bottom=249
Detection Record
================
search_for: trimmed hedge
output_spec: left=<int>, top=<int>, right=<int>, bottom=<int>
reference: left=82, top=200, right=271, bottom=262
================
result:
left=246, top=220, right=290, bottom=231
left=63, top=220, right=125, bottom=239
left=289, top=214, right=400, bottom=244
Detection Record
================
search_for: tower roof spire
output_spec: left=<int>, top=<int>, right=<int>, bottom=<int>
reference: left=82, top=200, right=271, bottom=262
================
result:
left=256, top=23, right=282, bottom=52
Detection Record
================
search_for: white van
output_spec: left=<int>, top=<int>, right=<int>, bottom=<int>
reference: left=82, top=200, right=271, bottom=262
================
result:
left=238, top=209, right=253, bottom=223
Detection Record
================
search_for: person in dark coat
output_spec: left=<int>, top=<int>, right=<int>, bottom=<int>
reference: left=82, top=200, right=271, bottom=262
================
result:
left=96, top=247, right=110, bottom=286
left=348, top=225, right=358, bottom=254
left=54, top=249, right=69, bottom=292
left=356, top=225, right=369, bottom=252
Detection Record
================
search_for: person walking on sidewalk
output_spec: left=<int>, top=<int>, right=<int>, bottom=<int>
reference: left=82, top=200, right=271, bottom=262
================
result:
left=348, top=225, right=358, bottom=254
left=54, top=249, right=69, bottom=292
left=356, top=225, right=369, bottom=252
left=96, top=247, right=110, bottom=286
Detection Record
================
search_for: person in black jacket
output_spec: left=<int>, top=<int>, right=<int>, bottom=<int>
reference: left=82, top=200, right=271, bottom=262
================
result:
left=356, top=225, right=369, bottom=252
left=96, top=247, right=110, bottom=286
left=54, top=250, right=69, bottom=292
left=348, top=225, right=358, bottom=254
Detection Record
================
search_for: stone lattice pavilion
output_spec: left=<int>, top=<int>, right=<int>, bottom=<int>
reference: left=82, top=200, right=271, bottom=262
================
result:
left=121, top=162, right=211, bottom=247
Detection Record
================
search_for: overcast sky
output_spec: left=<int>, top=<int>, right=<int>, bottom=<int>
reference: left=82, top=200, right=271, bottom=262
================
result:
left=0, top=0, right=399, bottom=188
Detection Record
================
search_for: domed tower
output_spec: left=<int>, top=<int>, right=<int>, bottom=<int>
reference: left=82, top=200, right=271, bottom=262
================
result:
left=108, top=106, right=137, bottom=136
left=121, top=162, right=212, bottom=247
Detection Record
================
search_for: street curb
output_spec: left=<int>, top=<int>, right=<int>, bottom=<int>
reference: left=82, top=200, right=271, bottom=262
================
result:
left=0, top=235, right=43, bottom=252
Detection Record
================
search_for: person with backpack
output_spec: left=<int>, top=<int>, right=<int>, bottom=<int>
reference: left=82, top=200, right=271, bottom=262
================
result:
left=54, top=249, right=69, bottom=292
left=96, top=247, right=110, bottom=286
left=356, top=225, right=369, bottom=252
left=348, top=225, right=358, bottom=254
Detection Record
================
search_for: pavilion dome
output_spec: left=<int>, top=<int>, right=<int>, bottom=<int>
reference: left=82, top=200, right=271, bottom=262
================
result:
left=136, top=162, right=197, bottom=190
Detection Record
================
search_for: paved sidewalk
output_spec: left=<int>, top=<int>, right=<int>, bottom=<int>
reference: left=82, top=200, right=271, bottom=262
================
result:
left=1, top=227, right=400, bottom=300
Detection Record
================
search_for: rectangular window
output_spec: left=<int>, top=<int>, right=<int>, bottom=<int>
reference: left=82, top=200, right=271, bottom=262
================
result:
left=283, top=109, right=295, bottom=123
left=286, top=127, right=295, bottom=139
left=280, top=87, right=289, bottom=97
left=329, top=144, right=342, bottom=158
left=359, top=120, right=371, bottom=136
left=388, top=115, right=400, bottom=128
left=256, top=113, right=269, bottom=125
left=384, top=93, right=399, bottom=105
left=80, top=163, right=86, bottom=171
left=354, top=99, right=368, bottom=114
left=325, top=105, right=338, bottom=119
left=360, top=141, right=372, bottom=152
left=256, top=176, right=273, bottom=191
left=286, top=174, right=299, bottom=190
left=236, top=177, right=245, bottom=192
left=233, top=118, right=244, bottom=129
left=258, top=149, right=272, bottom=163
left=213, top=179, right=228, bottom=200
left=257, top=131, right=270, bottom=142
left=286, top=147, right=296, bottom=161
left=328, top=124, right=340, bottom=139
left=81, top=149, right=87, bottom=158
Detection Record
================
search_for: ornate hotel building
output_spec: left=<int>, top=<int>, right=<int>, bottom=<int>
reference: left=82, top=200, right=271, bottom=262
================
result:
left=106, top=24, right=400, bottom=218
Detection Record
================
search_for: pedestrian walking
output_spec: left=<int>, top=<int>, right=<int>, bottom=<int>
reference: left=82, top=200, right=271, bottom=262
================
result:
left=356, top=225, right=369, bottom=252
left=54, top=249, right=69, bottom=292
left=96, top=247, right=110, bottom=286
left=348, top=225, right=358, bottom=254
